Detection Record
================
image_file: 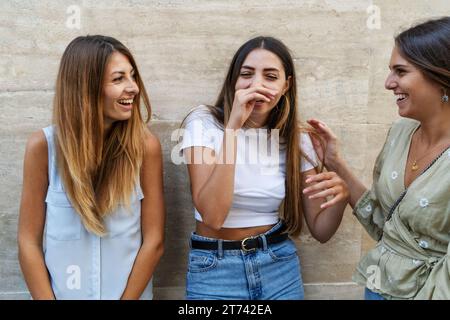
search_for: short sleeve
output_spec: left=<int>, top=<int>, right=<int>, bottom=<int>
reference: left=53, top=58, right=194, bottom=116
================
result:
left=179, top=106, right=223, bottom=154
left=300, top=133, right=319, bottom=172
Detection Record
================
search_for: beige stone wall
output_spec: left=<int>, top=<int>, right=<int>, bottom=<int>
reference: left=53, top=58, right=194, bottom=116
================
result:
left=1, top=0, right=448, bottom=299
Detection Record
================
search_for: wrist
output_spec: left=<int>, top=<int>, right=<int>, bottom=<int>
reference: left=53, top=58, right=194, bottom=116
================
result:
left=225, top=119, right=242, bottom=130
left=325, top=156, right=345, bottom=173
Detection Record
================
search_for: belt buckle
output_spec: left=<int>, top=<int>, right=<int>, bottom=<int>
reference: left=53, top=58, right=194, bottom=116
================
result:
left=241, top=236, right=256, bottom=252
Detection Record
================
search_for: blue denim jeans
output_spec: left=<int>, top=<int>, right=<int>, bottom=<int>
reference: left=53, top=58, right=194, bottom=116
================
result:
left=364, top=288, right=386, bottom=300
left=186, top=221, right=304, bottom=300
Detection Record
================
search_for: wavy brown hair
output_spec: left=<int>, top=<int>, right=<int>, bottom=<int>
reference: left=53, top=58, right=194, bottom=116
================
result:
left=53, top=35, right=151, bottom=236
left=192, top=36, right=321, bottom=236
left=395, top=17, right=450, bottom=92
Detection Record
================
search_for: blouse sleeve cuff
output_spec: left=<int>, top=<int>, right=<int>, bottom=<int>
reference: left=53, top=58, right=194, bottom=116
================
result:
left=353, top=189, right=375, bottom=219
left=353, top=189, right=385, bottom=241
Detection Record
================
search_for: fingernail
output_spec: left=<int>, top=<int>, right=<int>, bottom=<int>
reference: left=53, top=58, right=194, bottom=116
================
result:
left=303, top=188, right=308, bottom=193
left=305, top=179, right=311, bottom=183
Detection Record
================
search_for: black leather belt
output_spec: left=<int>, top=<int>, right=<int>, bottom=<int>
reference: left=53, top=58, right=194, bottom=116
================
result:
left=190, top=225, right=289, bottom=252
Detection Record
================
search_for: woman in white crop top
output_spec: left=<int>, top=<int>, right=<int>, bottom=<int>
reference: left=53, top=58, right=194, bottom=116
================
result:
left=17, top=36, right=165, bottom=299
left=180, top=36, right=349, bottom=300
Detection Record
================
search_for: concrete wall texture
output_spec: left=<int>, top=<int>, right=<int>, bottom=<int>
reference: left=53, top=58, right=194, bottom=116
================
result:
left=1, top=0, right=449, bottom=299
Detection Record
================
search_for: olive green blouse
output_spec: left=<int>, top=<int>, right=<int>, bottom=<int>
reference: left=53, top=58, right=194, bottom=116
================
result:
left=353, top=118, right=450, bottom=300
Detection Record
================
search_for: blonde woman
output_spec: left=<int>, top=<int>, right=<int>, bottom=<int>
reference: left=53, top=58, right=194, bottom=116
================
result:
left=18, top=35, right=165, bottom=300
left=180, top=36, right=349, bottom=300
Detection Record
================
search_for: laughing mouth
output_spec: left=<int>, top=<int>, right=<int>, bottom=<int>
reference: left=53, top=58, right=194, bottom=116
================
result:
left=117, top=98, right=134, bottom=106
left=395, top=93, right=408, bottom=102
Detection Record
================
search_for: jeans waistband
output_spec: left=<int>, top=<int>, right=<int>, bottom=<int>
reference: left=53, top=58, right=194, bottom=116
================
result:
left=190, top=221, right=288, bottom=252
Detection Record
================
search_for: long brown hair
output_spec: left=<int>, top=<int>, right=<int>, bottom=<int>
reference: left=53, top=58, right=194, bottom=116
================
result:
left=195, top=36, right=319, bottom=236
left=53, top=35, right=151, bottom=236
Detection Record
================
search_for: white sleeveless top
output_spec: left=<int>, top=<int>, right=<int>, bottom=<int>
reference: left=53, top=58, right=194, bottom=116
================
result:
left=179, top=106, right=319, bottom=228
left=43, top=126, right=153, bottom=299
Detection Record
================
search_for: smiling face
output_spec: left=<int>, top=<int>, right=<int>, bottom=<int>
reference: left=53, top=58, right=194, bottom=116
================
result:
left=102, top=51, right=139, bottom=130
left=385, top=46, right=443, bottom=120
left=235, top=48, right=290, bottom=126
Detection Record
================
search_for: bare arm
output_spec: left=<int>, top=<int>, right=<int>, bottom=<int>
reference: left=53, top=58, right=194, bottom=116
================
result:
left=17, top=130, right=55, bottom=300
left=121, top=133, right=165, bottom=300
left=302, top=168, right=349, bottom=243
left=184, top=129, right=238, bottom=230
left=185, top=87, right=277, bottom=230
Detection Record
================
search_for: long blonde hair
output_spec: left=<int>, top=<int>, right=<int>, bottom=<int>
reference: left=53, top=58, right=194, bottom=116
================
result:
left=188, top=36, right=322, bottom=236
left=53, top=35, right=151, bottom=236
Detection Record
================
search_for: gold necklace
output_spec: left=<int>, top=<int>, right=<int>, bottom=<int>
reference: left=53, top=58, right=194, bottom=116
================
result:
left=411, top=159, right=422, bottom=171
left=411, top=139, right=449, bottom=171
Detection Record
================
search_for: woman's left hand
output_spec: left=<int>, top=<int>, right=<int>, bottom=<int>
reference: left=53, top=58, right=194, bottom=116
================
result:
left=303, top=171, right=349, bottom=209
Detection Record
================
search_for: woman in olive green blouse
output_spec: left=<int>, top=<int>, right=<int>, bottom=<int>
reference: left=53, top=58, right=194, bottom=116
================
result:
left=304, top=17, right=450, bottom=300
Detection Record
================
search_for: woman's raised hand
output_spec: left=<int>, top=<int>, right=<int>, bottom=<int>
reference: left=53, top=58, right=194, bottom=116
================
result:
left=227, top=86, right=277, bottom=129
left=307, top=119, right=341, bottom=171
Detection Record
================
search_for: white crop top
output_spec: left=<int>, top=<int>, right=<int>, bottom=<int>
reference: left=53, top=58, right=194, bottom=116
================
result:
left=180, top=105, right=319, bottom=228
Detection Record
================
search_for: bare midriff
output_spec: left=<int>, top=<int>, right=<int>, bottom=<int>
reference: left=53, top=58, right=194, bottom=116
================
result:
left=195, top=221, right=276, bottom=241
